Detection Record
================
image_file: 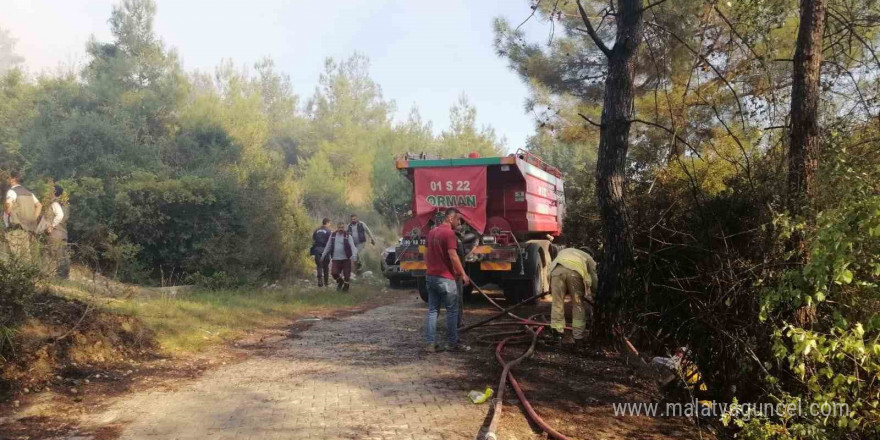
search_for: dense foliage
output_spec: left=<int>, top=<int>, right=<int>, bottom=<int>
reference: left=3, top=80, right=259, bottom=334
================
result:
left=498, top=1, right=878, bottom=438
left=0, top=1, right=876, bottom=437
left=0, top=251, right=42, bottom=328
left=0, top=0, right=503, bottom=285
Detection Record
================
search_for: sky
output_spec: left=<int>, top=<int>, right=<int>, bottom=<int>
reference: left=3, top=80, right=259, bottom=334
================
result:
left=1, top=0, right=551, bottom=150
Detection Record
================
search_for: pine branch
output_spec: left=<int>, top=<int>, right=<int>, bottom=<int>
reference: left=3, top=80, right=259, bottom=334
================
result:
left=578, top=113, right=603, bottom=127
left=576, top=0, right=612, bottom=57
left=638, top=0, right=670, bottom=15
left=515, top=0, right=541, bottom=32
left=629, top=118, right=699, bottom=157
left=646, top=20, right=748, bottom=131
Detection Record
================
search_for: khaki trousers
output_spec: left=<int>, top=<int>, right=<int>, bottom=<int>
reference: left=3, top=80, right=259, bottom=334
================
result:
left=550, top=266, right=592, bottom=340
left=354, top=242, right=365, bottom=273
left=48, top=232, right=70, bottom=279
left=3, top=229, right=33, bottom=261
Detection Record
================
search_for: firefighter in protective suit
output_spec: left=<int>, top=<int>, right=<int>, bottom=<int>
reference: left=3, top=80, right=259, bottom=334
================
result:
left=548, top=247, right=598, bottom=352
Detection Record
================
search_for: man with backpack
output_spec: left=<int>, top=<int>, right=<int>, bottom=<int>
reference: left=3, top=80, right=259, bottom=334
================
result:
left=310, top=218, right=332, bottom=287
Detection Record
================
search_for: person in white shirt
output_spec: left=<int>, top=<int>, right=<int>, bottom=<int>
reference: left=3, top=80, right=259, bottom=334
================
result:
left=42, top=185, right=69, bottom=278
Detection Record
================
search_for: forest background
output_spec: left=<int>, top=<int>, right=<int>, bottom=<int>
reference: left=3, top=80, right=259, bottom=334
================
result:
left=0, top=1, right=877, bottom=438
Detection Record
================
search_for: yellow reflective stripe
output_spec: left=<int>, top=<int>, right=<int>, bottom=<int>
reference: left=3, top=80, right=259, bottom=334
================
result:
left=400, top=261, right=427, bottom=270
left=480, top=261, right=511, bottom=271
left=472, top=245, right=492, bottom=254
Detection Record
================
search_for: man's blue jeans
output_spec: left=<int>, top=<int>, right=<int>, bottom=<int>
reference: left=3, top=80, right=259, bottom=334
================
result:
left=425, top=275, right=459, bottom=346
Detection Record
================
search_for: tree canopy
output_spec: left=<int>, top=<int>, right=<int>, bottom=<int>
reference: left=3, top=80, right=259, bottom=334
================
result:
left=0, top=0, right=505, bottom=284
left=498, top=1, right=879, bottom=438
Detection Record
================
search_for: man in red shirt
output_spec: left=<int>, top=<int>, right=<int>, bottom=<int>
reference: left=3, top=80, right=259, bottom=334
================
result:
left=423, top=208, right=471, bottom=352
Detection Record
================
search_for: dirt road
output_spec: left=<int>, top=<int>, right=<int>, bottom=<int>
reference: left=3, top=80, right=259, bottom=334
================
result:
left=59, top=292, right=708, bottom=440
left=81, top=295, right=487, bottom=440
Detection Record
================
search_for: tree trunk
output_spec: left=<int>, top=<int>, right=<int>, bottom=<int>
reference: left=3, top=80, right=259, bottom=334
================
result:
left=595, top=0, right=644, bottom=318
left=788, top=0, right=826, bottom=327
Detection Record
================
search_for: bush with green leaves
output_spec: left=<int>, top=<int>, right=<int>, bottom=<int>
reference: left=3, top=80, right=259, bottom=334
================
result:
left=112, top=173, right=244, bottom=280
left=185, top=271, right=242, bottom=290
left=722, top=197, right=879, bottom=439
left=0, top=252, right=42, bottom=328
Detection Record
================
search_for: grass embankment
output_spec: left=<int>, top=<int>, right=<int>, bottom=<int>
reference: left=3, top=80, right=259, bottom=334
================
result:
left=2, top=273, right=393, bottom=397
left=57, top=278, right=390, bottom=353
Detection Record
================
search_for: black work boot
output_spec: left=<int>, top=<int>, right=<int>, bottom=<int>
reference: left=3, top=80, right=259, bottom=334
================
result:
left=336, top=278, right=344, bottom=291
left=317, top=276, right=324, bottom=287
left=573, top=338, right=586, bottom=354
left=342, top=282, right=350, bottom=292
left=323, top=275, right=329, bottom=287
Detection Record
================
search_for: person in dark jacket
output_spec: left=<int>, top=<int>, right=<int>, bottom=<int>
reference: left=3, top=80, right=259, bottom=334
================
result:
left=310, top=218, right=332, bottom=287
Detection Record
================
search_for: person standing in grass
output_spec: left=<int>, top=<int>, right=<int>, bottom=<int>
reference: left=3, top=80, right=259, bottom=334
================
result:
left=423, top=208, right=471, bottom=353
left=321, top=222, right=357, bottom=292
left=310, top=218, right=332, bottom=287
left=3, top=169, right=42, bottom=258
left=43, top=185, right=69, bottom=278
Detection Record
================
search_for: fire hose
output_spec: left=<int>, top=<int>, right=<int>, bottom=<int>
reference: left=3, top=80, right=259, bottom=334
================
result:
left=459, top=284, right=573, bottom=440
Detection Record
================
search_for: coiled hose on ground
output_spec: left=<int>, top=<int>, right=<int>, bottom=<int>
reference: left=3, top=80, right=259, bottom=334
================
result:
left=459, top=285, right=573, bottom=440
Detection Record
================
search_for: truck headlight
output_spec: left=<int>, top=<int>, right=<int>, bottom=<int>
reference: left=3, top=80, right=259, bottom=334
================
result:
left=481, top=236, right=497, bottom=244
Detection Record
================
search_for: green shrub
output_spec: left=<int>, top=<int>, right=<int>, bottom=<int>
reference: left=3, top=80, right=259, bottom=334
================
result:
left=725, top=198, right=880, bottom=439
left=298, top=151, right=349, bottom=215
left=186, top=271, right=242, bottom=290
left=0, top=252, right=42, bottom=327
left=164, top=121, right=243, bottom=174
left=113, top=173, right=241, bottom=278
left=55, top=169, right=312, bottom=284
left=28, top=111, right=158, bottom=180
left=237, top=167, right=312, bottom=278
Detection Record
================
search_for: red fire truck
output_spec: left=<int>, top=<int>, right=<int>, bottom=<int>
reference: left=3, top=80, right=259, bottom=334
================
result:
left=394, top=149, right=565, bottom=304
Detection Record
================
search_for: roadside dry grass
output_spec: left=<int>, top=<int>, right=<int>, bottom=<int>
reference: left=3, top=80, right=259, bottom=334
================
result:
left=54, top=278, right=388, bottom=353
left=1, top=274, right=401, bottom=439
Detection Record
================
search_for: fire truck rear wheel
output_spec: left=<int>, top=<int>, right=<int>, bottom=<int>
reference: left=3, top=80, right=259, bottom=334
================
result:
left=502, top=244, right=543, bottom=304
